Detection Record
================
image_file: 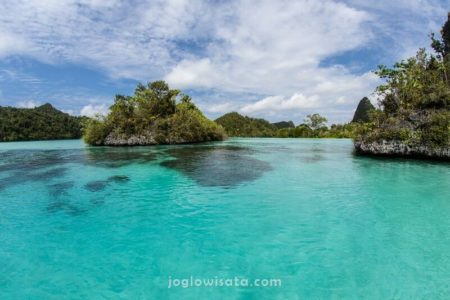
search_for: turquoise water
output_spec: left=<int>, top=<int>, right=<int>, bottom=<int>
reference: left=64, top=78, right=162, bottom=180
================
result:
left=1, top=138, right=449, bottom=299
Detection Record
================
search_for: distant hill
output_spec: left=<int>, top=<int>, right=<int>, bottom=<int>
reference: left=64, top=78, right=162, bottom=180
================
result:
left=272, top=120, right=295, bottom=129
left=215, top=111, right=364, bottom=139
left=352, top=97, right=375, bottom=123
left=215, top=112, right=276, bottom=137
left=0, top=103, right=85, bottom=142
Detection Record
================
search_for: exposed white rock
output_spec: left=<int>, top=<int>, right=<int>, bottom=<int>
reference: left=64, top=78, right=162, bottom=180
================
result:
left=354, top=140, right=450, bottom=160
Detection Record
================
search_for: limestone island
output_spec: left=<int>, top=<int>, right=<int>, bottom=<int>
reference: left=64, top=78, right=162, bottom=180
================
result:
left=84, top=81, right=226, bottom=146
left=354, top=16, right=450, bottom=160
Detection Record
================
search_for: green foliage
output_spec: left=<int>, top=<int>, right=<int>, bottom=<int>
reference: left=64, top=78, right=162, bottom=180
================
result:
left=358, top=13, right=450, bottom=149
left=272, top=121, right=295, bottom=129
left=83, top=116, right=110, bottom=146
left=0, top=103, right=84, bottom=142
left=304, top=114, right=327, bottom=130
left=165, top=102, right=225, bottom=143
left=215, top=112, right=276, bottom=137
left=375, top=49, right=450, bottom=111
left=216, top=112, right=364, bottom=139
left=431, top=13, right=450, bottom=58
left=420, top=110, right=450, bottom=147
left=352, top=97, right=375, bottom=123
left=83, top=81, right=225, bottom=145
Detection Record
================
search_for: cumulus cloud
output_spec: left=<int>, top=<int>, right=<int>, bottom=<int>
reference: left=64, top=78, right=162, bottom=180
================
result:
left=165, top=0, right=370, bottom=94
left=80, top=104, right=109, bottom=117
left=240, top=94, right=320, bottom=114
left=0, top=0, right=449, bottom=122
left=17, top=100, right=41, bottom=108
left=165, top=58, right=221, bottom=88
left=0, top=31, right=30, bottom=58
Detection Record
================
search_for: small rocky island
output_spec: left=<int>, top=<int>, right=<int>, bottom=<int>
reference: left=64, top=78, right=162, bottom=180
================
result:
left=84, top=81, right=225, bottom=146
left=354, top=15, right=450, bottom=160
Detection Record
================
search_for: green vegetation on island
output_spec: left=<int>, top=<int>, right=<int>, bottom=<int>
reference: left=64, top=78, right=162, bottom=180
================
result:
left=215, top=112, right=276, bottom=137
left=272, top=121, right=295, bottom=129
left=215, top=112, right=364, bottom=138
left=355, top=14, right=450, bottom=159
left=0, top=103, right=85, bottom=142
left=84, top=81, right=225, bottom=146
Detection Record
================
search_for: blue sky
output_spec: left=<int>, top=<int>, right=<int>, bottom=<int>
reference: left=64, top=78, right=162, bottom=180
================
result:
left=0, top=0, right=449, bottom=124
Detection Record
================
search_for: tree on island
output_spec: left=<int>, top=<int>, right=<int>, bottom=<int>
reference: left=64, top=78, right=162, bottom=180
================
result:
left=304, top=114, right=327, bottom=131
left=84, top=81, right=225, bottom=146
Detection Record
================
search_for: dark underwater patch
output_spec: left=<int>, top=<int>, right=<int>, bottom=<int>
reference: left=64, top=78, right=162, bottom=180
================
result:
left=0, top=167, right=68, bottom=191
left=29, top=167, right=67, bottom=180
left=300, top=154, right=325, bottom=163
left=83, top=148, right=156, bottom=168
left=107, top=175, right=130, bottom=183
left=90, top=198, right=105, bottom=206
left=0, top=148, right=157, bottom=176
left=48, top=181, right=74, bottom=197
left=84, top=180, right=109, bottom=192
left=160, top=145, right=272, bottom=187
left=46, top=201, right=86, bottom=216
left=0, top=150, right=83, bottom=180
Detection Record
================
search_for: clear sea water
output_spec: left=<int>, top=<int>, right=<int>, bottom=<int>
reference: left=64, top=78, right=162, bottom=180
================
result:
left=0, top=138, right=449, bottom=299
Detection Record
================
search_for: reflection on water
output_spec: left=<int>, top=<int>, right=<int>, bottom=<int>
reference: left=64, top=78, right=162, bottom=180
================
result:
left=160, top=145, right=272, bottom=187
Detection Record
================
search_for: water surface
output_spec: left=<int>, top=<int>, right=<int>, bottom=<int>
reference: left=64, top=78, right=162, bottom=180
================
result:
left=1, top=139, right=449, bottom=299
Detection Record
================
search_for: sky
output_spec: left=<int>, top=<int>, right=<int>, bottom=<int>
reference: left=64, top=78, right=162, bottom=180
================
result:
left=0, top=0, right=449, bottom=124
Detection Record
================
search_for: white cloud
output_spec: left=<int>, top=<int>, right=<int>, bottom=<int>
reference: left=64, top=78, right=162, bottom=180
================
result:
left=0, top=31, right=30, bottom=58
left=165, top=0, right=371, bottom=94
left=80, top=104, right=109, bottom=117
left=0, top=0, right=449, bottom=122
left=17, top=100, right=41, bottom=108
left=240, top=94, right=320, bottom=114
left=161, top=0, right=381, bottom=123
left=165, top=58, right=219, bottom=88
left=201, top=102, right=237, bottom=114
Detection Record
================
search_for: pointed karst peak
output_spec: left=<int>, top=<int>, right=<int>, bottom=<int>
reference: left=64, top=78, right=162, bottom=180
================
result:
left=37, top=103, right=54, bottom=109
left=352, top=97, right=375, bottom=123
left=36, top=103, right=60, bottom=113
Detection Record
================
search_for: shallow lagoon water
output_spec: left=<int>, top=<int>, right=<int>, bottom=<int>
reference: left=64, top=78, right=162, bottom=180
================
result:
left=0, top=138, right=449, bottom=299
